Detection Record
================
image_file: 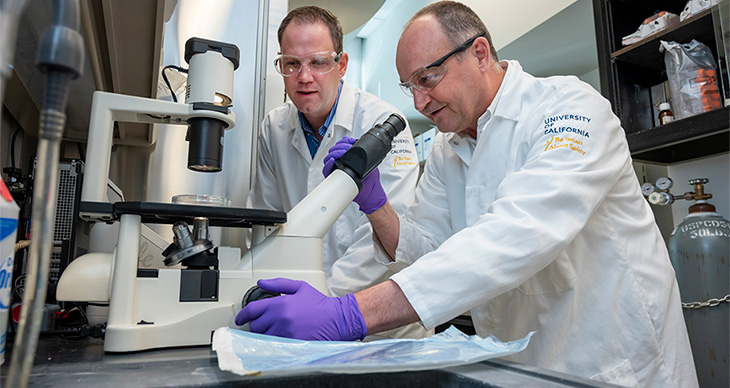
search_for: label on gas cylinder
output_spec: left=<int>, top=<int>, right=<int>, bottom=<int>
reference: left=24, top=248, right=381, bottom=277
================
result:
left=675, top=219, right=730, bottom=238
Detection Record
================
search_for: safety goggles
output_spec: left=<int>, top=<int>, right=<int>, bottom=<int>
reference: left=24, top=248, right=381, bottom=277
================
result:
left=399, top=33, right=486, bottom=98
left=274, top=51, right=343, bottom=76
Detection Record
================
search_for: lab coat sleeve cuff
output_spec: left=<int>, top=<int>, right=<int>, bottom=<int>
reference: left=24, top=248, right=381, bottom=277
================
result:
left=372, top=234, right=410, bottom=272
left=372, top=214, right=426, bottom=272
left=393, top=214, right=430, bottom=266
left=390, top=273, right=437, bottom=330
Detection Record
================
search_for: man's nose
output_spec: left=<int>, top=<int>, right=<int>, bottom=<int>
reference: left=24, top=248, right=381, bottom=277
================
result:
left=296, top=65, right=314, bottom=82
left=413, top=88, right=431, bottom=112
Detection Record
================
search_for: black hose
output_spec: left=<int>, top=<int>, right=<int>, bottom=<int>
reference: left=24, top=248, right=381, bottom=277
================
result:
left=51, top=0, right=79, bottom=30
left=43, top=72, right=73, bottom=120
left=10, top=127, right=22, bottom=168
left=6, top=1, right=84, bottom=387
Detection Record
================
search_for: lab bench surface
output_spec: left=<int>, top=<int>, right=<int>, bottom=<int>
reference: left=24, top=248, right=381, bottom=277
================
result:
left=0, top=335, right=620, bottom=387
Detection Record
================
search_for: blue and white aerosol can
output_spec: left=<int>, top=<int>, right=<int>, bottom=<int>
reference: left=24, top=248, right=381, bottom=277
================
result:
left=0, top=179, right=19, bottom=365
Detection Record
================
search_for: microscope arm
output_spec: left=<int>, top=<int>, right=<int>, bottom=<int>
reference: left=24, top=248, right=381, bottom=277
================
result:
left=244, top=114, right=406, bottom=276
left=279, top=113, right=406, bottom=238
left=81, top=91, right=236, bottom=222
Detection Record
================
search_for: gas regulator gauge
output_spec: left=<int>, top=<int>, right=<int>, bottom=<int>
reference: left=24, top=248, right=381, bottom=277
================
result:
left=648, top=192, right=674, bottom=206
left=655, top=177, right=673, bottom=191
left=641, top=182, right=656, bottom=196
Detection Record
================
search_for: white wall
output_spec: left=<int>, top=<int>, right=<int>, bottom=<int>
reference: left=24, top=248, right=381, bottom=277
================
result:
left=467, top=0, right=577, bottom=51
left=667, top=153, right=730, bottom=225
left=343, top=30, right=363, bottom=89
left=579, top=68, right=601, bottom=92
left=355, top=0, right=431, bottom=122
left=495, top=0, right=598, bottom=90
left=348, top=0, right=589, bottom=133
left=264, top=1, right=289, bottom=118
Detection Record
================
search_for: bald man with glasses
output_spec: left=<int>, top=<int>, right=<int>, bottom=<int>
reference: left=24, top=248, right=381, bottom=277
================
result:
left=238, top=2, right=697, bottom=387
left=244, top=6, right=429, bottom=340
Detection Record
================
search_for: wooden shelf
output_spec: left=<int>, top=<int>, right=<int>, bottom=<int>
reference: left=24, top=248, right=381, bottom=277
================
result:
left=608, top=0, right=686, bottom=12
left=595, top=0, right=728, bottom=164
left=627, top=106, right=730, bottom=163
left=611, top=7, right=716, bottom=71
left=631, top=131, right=728, bottom=163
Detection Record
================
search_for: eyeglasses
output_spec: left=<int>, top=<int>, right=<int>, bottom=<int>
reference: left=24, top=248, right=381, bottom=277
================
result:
left=274, top=51, right=342, bottom=76
left=399, top=33, right=486, bottom=97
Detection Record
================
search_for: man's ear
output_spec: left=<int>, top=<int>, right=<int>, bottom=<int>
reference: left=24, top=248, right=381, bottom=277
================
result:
left=472, top=37, right=492, bottom=72
left=338, top=52, right=349, bottom=78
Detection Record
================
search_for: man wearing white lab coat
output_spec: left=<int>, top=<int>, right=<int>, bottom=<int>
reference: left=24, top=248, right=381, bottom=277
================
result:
left=237, top=2, right=698, bottom=387
left=246, top=6, right=428, bottom=339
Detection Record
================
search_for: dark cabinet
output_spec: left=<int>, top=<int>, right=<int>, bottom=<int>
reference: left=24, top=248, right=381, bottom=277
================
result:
left=593, top=0, right=729, bottom=163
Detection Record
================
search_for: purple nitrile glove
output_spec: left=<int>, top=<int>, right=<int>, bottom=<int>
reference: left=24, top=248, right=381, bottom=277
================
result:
left=323, top=137, right=387, bottom=214
left=234, top=278, right=367, bottom=341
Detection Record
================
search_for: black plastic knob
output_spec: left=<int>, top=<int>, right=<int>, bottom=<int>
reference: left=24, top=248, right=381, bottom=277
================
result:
left=242, top=285, right=280, bottom=308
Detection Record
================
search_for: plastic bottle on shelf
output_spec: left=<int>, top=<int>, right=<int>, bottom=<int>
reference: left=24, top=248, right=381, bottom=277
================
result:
left=658, top=102, right=675, bottom=125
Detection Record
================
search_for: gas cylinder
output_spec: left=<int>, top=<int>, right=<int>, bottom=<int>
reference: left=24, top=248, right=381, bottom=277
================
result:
left=667, top=178, right=728, bottom=388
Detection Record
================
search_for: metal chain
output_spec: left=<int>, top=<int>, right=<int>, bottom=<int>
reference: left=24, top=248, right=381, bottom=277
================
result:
left=682, top=294, right=730, bottom=309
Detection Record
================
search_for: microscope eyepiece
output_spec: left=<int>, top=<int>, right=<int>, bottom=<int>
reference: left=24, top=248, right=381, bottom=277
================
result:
left=183, top=37, right=239, bottom=173
left=335, top=113, right=406, bottom=182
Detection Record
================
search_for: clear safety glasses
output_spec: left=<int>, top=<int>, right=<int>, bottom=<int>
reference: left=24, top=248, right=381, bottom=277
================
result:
left=399, top=33, right=486, bottom=98
left=274, top=51, right=343, bottom=76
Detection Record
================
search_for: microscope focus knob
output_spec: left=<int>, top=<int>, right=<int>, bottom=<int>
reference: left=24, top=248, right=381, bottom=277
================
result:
left=242, top=285, right=280, bottom=308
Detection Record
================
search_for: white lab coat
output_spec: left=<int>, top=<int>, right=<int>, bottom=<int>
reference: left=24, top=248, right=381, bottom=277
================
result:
left=383, top=61, right=698, bottom=387
left=248, top=81, right=429, bottom=339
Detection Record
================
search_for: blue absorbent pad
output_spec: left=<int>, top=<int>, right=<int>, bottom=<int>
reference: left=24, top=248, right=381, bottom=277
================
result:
left=213, top=325, right=534, bottom=376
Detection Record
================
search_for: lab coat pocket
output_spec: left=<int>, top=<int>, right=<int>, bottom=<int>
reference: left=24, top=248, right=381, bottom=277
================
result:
left=590, top=359, right=640, bottom=388
left=517, top=252, right=576, bottom=295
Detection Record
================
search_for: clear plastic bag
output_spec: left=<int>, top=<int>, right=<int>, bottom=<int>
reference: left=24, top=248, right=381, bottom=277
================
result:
left=621, top=12, right=679, bottom=46
left=213, top=326, right=534, bottom=376
left=680, top=0, right=718, bottom=21
left=660, top=40, right=721, bottom=119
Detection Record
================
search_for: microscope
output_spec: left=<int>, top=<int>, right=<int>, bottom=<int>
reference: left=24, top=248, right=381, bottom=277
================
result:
left=56, top=37, right=407, bottom=352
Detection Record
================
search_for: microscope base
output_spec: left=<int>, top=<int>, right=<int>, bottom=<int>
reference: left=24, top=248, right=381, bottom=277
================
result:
left=104, top=267, right=327, bottom=352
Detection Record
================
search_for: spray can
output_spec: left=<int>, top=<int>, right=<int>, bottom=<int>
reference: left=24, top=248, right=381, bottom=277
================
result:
left=0, top=179, right=20, bottom=365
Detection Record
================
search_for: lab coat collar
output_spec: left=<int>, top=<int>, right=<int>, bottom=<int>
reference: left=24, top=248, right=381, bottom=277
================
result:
left=330, top=80, right=355, bottom=134
left=474, top=60, right=522, bottom=140
left=483, top=60, right=522, bottom=124
left=286, top=106, right=311, bottom=163
left=447, top=60, right=522, bottom=165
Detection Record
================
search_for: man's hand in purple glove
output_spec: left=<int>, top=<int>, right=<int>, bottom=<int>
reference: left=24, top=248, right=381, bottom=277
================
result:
left=322, top=136, right=387, bottom=214
left=235, top=278, right=367, bottom=341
